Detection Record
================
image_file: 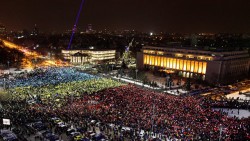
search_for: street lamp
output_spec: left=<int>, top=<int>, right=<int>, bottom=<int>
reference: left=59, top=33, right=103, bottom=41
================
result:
left=71, top=92, right=73, bottom=104
left=151, top=101, right=155, bottom=134
left=169, top=80, right=172, bottom=90
left=111, top=64, right=114, bottom=72
left=135, top=69, right=138, bottom=82
left=219, top=124, right=223, bottom=141
left=7, top=61, right=10, bottom=74
left=166, top=75, right=170, bottom=89
left=3, top=78, right=6, bottom=90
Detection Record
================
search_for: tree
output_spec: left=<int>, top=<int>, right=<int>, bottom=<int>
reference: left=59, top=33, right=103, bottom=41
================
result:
left=121, top=59, right=128, bottom=70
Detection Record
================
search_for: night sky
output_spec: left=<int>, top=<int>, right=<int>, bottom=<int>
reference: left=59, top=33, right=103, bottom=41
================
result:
left=1, top=0, right=250, bottom=33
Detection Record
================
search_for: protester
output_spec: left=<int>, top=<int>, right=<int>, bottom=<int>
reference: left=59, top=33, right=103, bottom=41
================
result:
left=0, top=67, right=97, bottom=88
left=29, top=84, right=250, bottom=140
left=1, top=67, right=123, bottom=102
left=0, top=67, right=249, bottom=140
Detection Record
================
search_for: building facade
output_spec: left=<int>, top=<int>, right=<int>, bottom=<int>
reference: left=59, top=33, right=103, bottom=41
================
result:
left=62, top=49, right=116, bottom=64
left=137, top=46, right=250, bottom=84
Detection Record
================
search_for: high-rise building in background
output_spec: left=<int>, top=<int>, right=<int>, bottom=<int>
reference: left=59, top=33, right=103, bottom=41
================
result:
left=32, top=24, right=39, bottom=35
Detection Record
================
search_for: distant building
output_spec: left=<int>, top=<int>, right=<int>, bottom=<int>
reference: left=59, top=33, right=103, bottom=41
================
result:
left=61, top=49, right=116, bottom=64
left=137, top=46, right=250, bottom=84
left=0, top=24, right=6, bottom=36
left=32, top=24, right=39, bottom=35
left=86, top=24, right=94, bottom=34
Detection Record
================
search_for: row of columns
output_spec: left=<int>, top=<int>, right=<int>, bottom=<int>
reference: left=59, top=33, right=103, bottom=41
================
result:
left=143, top=55, right=207, bottom=74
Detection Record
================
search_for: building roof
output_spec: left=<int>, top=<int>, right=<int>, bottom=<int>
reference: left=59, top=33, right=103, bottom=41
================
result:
left=143, top=45, right=247, bottom=53
left=71, top=52, right=89, bottom=57
left=67, top=47, right=116, bottom=51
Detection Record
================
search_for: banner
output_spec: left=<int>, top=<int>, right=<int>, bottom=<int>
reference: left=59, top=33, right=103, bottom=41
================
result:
left=3, top=119, right=10, bottom=125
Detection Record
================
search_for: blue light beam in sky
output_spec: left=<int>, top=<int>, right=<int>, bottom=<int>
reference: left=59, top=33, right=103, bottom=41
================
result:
left=67, top=0, right=85, bottom=50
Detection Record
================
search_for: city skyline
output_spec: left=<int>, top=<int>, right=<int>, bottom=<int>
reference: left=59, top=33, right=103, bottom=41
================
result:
left=1, top=0, right=250, bottom=33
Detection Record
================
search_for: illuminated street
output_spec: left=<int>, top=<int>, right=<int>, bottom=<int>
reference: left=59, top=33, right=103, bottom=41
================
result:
left=0, top=39, right=69, bottom=69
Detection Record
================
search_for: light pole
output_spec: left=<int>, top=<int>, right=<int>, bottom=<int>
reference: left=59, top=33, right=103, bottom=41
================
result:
left=3, top=78, right=6, bottom=90
left=135, top=69, right=138, bottom=82
left=169, top=80, right=172, bottom=90
left=7, top=61, right=10, bottom=74
left=35, top=58, right=37, bottom=68
left=151, top=102, right=155, bottom=135
left=111, top=64, right=114, bottom=76
left=219, top=124, right=222, bottom=141
left=166, top=75, right=170, bottom=89
left=71, top=92, right=73, bottom=104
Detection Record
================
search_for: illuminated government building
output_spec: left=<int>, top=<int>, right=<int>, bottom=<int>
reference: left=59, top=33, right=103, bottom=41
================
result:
left=61, top=49, right=116, bottom=64
left=137, top=46, right=250, bottom=84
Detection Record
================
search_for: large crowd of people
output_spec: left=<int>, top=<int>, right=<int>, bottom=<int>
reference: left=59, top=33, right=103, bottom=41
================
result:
left=0, top=67, right=123, bottom=102
left=8, top=78, right=123, bottom=102
left=0, top=67, right=97, bottom=88
left=0, top=67, right=250, bottom=140
left=28, top=84, right=250, bottom=140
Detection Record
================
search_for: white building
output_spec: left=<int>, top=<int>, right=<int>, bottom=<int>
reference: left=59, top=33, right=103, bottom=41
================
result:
left=61, top=49, right=116, bottom=64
